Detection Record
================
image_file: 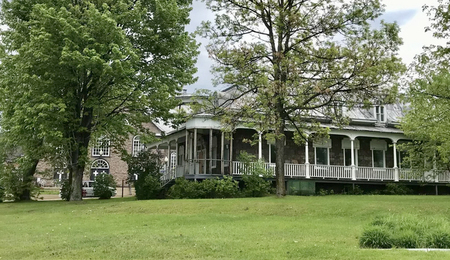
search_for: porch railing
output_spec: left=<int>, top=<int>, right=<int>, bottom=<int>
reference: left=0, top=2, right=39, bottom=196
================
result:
left=310, top=165, right=352, bottom=179
left=173, top=160, right=450, bottom=183
left=356, top=167, right=395, bottom=181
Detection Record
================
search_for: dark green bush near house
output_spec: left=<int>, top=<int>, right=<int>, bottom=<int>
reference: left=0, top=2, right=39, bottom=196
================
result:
left=168, top=177, right=239, bottom=199
left=238, top=152, right=272, bottom=197
left=168, top=178, right=201, bottom=199
left=383, top=183, right=412, bottom=195
left=214, top=176, right=239, bottom=198
left=126, top=150, right=163, bottom=200
left=94, top=173, right=116, bottom=199
left=360, top=214, right=450, bottom=249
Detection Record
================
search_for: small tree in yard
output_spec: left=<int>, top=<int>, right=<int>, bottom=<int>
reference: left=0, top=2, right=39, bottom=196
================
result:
left=127, top=150, right=163, bottom=200
left=198, top=0, right=405, bottom=197
left=238, top=152, right=272, bottom=197
left=94, top=173, right=116, bottom=199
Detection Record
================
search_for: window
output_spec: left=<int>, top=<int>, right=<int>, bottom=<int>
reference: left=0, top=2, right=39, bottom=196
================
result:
left=178, top=145, right=184, bottom=166
left=375, top=105, right=385, bottom=122
left=313, top=138, right=331, bottom=165
left=315, top=147, right=329, bottom=165
left=373, top=150, right=385, bottom=168
left=132, top=136, right=145, bottom=156
left=370, top=139, right=387, bottom=168
left=92, top=138, right=110, bottom=156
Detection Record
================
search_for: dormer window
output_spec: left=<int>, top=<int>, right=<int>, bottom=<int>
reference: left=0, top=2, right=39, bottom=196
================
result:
left=375, top=105, right=385, bottom=122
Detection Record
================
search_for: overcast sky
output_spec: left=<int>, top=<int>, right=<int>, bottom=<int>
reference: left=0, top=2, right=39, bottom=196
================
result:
left=185, top=0, right=445, bottom=92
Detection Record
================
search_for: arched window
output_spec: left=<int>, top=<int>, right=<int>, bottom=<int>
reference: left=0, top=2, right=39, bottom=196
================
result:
left=133, top=135, right=145, bottom=156
left=90, top=159, right=110, bottom=180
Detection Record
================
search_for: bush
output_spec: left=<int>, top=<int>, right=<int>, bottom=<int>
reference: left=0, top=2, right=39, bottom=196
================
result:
left=168, top=178, right=202, bottom=199
left=361, top=214, right=450, bottom=249
left=393, top=230, right=419, bottom=248
left=215, top=176, right=239, bottom=198
left=126, top=150, right=163, bottom=200
left=59, top=179, right=71, bottom=201
left=359, top=226, right=393, bottom=248
left=426, top=230, right=450, bottom=248
left=238, top=152, right=272, bottom=197
left=168, top=177, right=239, bottom=199
left=383, top=183, right=412, bottom=195
left=94, top=173, right=116, bottom=199
left=0, top=161, right=38, bottom=201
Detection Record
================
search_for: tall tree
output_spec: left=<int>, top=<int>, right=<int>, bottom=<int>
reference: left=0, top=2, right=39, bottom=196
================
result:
left=199, top=0, right=404, bottom=196
left=400, top=0, right=450, bottom=172
left=0, top=0, right=198, bottom=201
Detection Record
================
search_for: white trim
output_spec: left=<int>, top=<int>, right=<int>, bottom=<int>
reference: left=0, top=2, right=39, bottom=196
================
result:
left=374, top=105, right=386, bottom=122
left=91, top=159, right=110, bottom=169
left=132, top=135, right=145, bottom=156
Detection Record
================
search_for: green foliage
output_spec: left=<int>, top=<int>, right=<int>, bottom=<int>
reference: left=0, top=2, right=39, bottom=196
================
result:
left=214, top=176, right=239, bottom=198
left=168, top=178, right=201, bottom=199
left=400, top=1, right=450, bottom=171
left=383, top=183, right=412, bottom=195
left=0, top=160, right=38, bottom=201
left=168, top=176, right=239, bottom=199
left=59, top=180, right=71, bottom=201
left=93, top=173, right=116, bottom=199
left=238, top=152, right=272, bottom=197
left=0, top=0, right=198, bottom=201
left=360, top=214, right=450, bottom=249
left=198, top=0, right=405, bottom=196
left=360, top=226, right=393, bottom=249
left=127, top=150, right=163, bottom=200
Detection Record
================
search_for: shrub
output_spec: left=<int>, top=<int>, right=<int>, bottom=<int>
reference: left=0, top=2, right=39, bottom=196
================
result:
left=215, top=176, right=239, bottom=198
left=361, top=214, right=450, bottom=249
left=168, top=178, right=202, bottom=199
left=359, top=226, right=393, bottom=248
left=126, top=150, right=163, bottom=200
left=383, top=183, right=412, bottom=195
left=426, top=230, right=450, bottom=248
left=59, top=179, right=71, bottom=201
left=94, top=173, right=116, bottom=199
left=0, top=161, right=38, bottom=201
left=393, top=230, right=419, bottom=248
left=168, top=177, right=239, bottom=199
left=238, top=152, right=272, bottom=197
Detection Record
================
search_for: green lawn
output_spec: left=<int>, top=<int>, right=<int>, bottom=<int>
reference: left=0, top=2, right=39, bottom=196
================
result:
left=1, top=195, right=450, bottom=259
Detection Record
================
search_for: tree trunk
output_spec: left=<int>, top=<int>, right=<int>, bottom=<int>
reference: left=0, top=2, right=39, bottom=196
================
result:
left=69, top=131, right=91, bottom=201
left=275, top=124, right=286, bottom=197
left=19, top=159, right=39, bottom=201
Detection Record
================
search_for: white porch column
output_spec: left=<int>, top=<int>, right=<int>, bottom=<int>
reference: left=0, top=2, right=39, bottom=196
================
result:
left=167, top=142, right=171, bottom=176
left=305, top=137, right=310, bottom=179
left=193, top=128, right=197, bottom=174
left=209, top=129, right=213, bottom=174
left=393, top=141, right=399, bottom=182
left=185, top=130, right=189, bottom=175
left=221, top=131, right=225, bottom=175
left=351, top=138, right=356, bottom=180
left=229, top=132, right=233, bottom=174
left=258, top=131, right=263, bottom=160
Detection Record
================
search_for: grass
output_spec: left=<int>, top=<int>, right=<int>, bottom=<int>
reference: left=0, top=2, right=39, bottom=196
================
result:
left=1, top=195, right=450, bottom=259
